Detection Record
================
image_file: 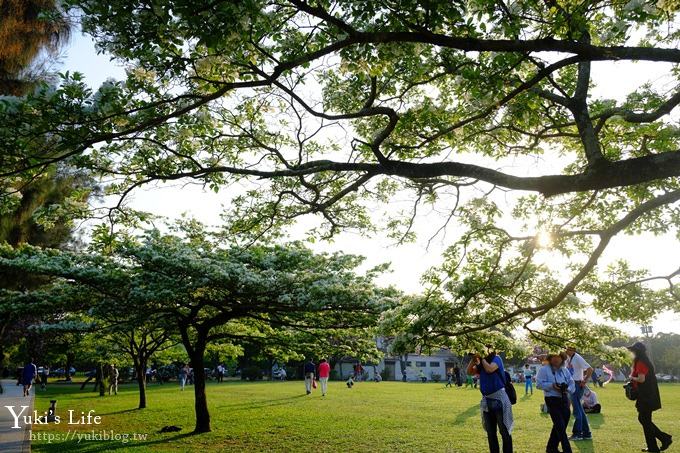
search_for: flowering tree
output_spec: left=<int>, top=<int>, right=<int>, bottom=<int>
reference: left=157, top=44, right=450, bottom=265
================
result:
left=0, top=227, right=396, bottom=432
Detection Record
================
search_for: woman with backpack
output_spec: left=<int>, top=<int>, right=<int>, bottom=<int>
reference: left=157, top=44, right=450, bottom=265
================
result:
left=536, top=352, right=575, bottom=453
left=466, top=346, right=514, bottom=453
left=627, top=342, right=672, bottom=452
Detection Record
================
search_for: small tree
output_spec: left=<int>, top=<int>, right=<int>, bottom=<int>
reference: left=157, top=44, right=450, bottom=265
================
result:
left=115, top=231, right=393, bottom=433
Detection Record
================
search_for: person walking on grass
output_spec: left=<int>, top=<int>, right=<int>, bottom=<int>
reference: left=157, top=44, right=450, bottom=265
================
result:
left=524, top=364, right=534, bottom=396
left=537, top=352, right=575, bottom=453
left=446, top=368, right=454, bottom=387
left=304, top=358, right=315, bottom=395
left=21, top=358, right=37, bottom=397
left=354, top=363, right=364, bottom=381
left=108, top=364, right=119, bottom=395
left=40, top=365, right=49, bottom=390
left=454, top=365, right=463, bottom=387
left=627, top=341, right=672, bottom=452
left=318, top=358, right=331, bottom=397
left=565, top=346, right=593, bottom=441
left=467, top=346, right=514, bottom=453
left=178, top=363, right=189, bottom=390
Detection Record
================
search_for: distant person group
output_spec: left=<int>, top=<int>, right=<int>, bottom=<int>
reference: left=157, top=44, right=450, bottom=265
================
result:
left=466, top=343, right=672, bottom=453
left=300, top=358, right=380, bottom=396
left=303, top=358, right=331, bottom=396
left=14, top=359, right=51, bottom=396
left=446, top=366, right=463, bottom=387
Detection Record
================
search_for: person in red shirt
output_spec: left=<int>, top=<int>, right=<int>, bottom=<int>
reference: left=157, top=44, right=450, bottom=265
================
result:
left=354, top=363, right=363, bottom=381
left=317, top=359, right=331, bottom=397
left=628, top=342, right=672, bottom=452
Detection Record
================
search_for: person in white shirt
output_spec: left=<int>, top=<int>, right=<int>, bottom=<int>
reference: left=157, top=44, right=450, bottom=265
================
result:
left=565, top=346, right=593, bottom=440
left=581, top=387, right=601, bottom=413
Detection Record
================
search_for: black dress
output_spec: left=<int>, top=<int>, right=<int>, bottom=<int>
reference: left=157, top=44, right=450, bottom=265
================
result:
left=635, top=359, right=661, bottom=412
left=634, top=358, right=670, bottom=452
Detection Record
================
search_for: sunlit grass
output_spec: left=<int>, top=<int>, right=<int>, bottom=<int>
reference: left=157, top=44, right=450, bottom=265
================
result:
left=31, top=380, right=679, bottom=452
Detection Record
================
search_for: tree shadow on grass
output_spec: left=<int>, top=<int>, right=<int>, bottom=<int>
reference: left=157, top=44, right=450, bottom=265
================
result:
left=99, top=408, right=140, bottom=416
left=573, top=440, right=596, bottom=453
left=520, top=392, right=536, bottom=401
left=587, top=413, right=605, bottom=430
left=453, top=404, right=479, bottom=425
left=215, top=394, right=307, bottom=412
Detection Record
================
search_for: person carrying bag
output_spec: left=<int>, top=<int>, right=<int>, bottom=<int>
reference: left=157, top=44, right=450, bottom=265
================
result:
left=627, top=342, right=672, bottom=452
left=537, top=352, right=575, bottom=453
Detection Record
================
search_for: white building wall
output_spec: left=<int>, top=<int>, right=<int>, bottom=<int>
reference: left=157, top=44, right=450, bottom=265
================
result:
left=394, top=354, right=451, bottom=381
left=331, top=349, right=461, bottom=381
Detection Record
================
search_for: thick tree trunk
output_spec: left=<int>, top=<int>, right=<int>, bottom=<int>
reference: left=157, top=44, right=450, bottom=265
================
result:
left=65, top=352, right=75, bottom=381
left=135, top=359, right=147, bottom=409
left=400, top=354, right=408, bottom=382
left=0, top=337, right=5, bottom=375
left=98, top=363, right=106, bottom=396
left=190, top=344, right=210, bottom=433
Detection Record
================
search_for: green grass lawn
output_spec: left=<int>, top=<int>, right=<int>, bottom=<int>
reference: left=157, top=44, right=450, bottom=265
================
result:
left=30, top=380, right=678, bottom=452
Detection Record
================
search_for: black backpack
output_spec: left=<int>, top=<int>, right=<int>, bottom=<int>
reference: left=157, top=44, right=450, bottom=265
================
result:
left=500, top=370, right=517, bottom=404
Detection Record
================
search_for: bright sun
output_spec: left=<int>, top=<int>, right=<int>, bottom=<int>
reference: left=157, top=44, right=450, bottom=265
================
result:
left=536, top=230, right=553, bottom=248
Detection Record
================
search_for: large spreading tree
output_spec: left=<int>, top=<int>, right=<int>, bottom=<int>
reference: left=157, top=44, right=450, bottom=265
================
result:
left=2, top=1, right=680, bottom=348
left=0, top=227, right=395, bottom=432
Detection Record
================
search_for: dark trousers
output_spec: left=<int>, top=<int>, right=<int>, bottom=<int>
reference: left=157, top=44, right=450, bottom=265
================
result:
left=638, top=408, right=671, bottom=452
left=545, top=396, right=572, bottom=453
left=483, top=404, right=513, bottom=453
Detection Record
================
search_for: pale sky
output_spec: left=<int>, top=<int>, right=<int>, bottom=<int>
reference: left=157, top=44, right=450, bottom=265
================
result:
left=60, top=29, right=680, bottom=336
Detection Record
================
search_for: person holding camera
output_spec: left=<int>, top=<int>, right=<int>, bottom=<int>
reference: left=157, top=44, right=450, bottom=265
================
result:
left=466, top=346, right=514, bottom=453
left=537, top=352, right=575, bottom=453
left=627, top=341, right=672, bottom=452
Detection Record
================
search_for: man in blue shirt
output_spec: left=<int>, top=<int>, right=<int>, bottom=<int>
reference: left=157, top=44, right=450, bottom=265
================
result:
left=303, top=359, right=315, bottom=395
left=467, top=346, right=514, bottom=453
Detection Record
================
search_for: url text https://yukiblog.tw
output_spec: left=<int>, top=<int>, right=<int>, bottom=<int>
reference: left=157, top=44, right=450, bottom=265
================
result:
left=31, top=429, right=148, bottom=444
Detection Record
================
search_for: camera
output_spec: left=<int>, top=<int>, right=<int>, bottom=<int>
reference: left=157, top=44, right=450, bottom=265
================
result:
left=558, top=382, right=568, bottom=394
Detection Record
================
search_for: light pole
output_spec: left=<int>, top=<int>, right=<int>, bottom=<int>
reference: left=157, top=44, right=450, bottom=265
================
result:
left=640, top=325, right=653, bottom=360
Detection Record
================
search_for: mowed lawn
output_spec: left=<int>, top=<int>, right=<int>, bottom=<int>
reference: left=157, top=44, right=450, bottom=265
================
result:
left=31, top=380, right=679, bottom=452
